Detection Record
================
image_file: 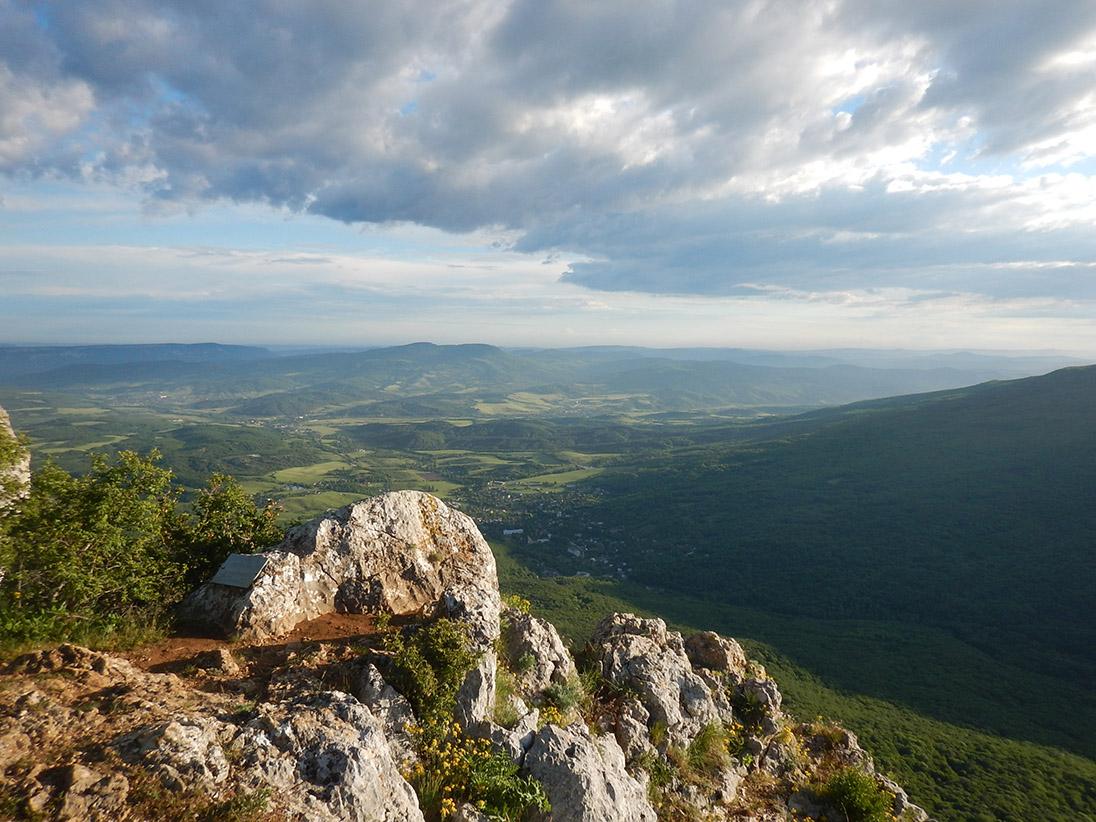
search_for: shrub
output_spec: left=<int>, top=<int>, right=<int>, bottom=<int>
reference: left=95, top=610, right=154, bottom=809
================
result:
left=404, top=718, right=549, bottom=821
left=2, top=452, right=185, bottom=641
left=502, top=593, right=531, bottom=613
left=493, top=664, right=523, bottom=727
left=818, top=767, right=893, bottom=822
left=543, top=674, right=587, bottom=713
left=633, top=749, right=678, bottom=805
left=387, top=619, right=549, bottom=820
left=179, top=473, right=282, bottom=585
left=384, top=618, right=478, bottom=724
left=685, top=722, right=732, bottom=780
left=0, top=450, right=284, bottom=646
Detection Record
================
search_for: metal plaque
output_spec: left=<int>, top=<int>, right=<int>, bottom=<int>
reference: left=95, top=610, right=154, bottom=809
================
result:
left=210, top=553, right=268, bottom=589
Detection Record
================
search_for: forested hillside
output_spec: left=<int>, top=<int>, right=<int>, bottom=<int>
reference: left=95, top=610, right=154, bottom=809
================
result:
left=544, top=367, right=1096, bottom=758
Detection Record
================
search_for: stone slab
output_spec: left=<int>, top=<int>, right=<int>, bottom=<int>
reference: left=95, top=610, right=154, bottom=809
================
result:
left=210, top=554, right=268, bottom=589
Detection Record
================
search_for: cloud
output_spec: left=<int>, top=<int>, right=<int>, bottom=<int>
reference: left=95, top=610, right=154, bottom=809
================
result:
left=2, top=0, right=1095, bottom=309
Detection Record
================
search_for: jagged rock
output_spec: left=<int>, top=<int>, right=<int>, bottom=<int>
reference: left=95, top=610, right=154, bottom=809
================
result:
left=880, top=774, right=932, bottom=821
left=178, top=491, right=501, bottom=647
left=195, top=648, right=241, bottom=676
left=245, top=691, right=425, bottom=822
left=356, top=663, right=416, bottom=737
left=714, top=764, right=746, bottom=803
left=16, top=763, right=131, bottom=822
left=0, top=403, right=30, bottom=512
left=437, top=582, right=501, bottom=653
left=590, top=613, right=725, bottom=751
left=523, top=722, right=657, bottom=822
left=684, top=631, right=747, bottom=678
left=121, top=717, right=232, bottom=790
left=455, top=652, right=498, bottom=728
left=740, top=675, right=784, bottom=736
left=759, top=738, right=796, bottom=776
left=610, top=697, right=654, bottom=762
left=454, top=803, right=492, bottom=822
left=502, top=607, right=578, bottom=697
left=788, top=789, right=826, bottom=820
left=471, top=710, right=540, bottom=765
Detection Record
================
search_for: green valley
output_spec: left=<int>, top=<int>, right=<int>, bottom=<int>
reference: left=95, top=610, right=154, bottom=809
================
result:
left=2, top=342, right=1094, bottom=822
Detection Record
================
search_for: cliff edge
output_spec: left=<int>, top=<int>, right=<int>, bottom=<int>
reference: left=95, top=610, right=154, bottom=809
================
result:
left=0, top=491, right=936, bottom=822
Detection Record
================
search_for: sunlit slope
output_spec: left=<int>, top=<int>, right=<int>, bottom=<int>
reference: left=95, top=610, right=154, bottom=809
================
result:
left=492, top=541, right=1096, bottom=822
left=578, top=365, right=1096, bottom=755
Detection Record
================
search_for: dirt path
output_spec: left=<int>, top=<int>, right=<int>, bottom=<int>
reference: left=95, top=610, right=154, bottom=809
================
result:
left=118, top=611, right=383, bottom=673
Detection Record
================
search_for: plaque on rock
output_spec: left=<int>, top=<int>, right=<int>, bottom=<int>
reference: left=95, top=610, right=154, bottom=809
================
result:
left=210, top=553, right=269, bottom=589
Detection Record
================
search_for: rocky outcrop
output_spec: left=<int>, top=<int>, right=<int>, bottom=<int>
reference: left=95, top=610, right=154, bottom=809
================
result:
left=0, top=403, right=30, bottom=511
left=2, top=644, right=425, bottom=822
left=684, top=630, right=747, bottom=677
left=246, top=691, right=424, bottom=822
left=178, top=491, right=501, bottom=727
left=178, top=491, right=500, bottom=647
left=590, top=613, right=732, bottom=752
left=0, top=492, right=936, bottom=822
left=501, top=606, right=578, bottom=697
left=523, top=723, right=657, bottom=822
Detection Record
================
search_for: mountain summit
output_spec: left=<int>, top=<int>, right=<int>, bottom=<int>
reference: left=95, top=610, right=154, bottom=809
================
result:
left=0, top=492, right=933, bottom=822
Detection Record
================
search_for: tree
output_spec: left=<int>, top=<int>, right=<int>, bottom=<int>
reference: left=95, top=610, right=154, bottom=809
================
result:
left=2, top=451, right=184, bottom=638
left=0, top=450, right=285, bottom=643
left=177, top=473, right=283, bottom=586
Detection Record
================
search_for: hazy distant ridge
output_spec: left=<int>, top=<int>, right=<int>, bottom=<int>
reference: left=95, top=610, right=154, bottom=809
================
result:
left=0, top=342, right=1082, bottom=415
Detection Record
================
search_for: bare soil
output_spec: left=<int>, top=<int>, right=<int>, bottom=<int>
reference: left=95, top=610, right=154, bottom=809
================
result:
left=117, top=611, right=383, bottom=673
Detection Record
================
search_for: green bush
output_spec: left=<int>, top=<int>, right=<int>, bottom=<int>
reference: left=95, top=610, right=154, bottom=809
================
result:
left=543, top=673, right=588, bottom=713
left=386, top=619, right=550, bottom=820
left=818, top=767, right=893, bottom=822
left=502, top=593, right=532, bottom=613
left=0, top=450, right=283, bottom=646
left=685, top=722, right=732, bottom=780
left=181, top=472, right=283, bottom=585
left=405, top=718, right=549, bottom=821
left=384, top=618, right=479, bottom=724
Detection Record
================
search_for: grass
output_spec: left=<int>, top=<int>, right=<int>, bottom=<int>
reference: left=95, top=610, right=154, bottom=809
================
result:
left=274, top=491, right=372, bottom=520
left=271, top=460, right=352, bottom=484
left=515, top=467, right=604, bottom=487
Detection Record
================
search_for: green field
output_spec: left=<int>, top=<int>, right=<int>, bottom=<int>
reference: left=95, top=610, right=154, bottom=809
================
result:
left=272, top=460, right=353, bottom=485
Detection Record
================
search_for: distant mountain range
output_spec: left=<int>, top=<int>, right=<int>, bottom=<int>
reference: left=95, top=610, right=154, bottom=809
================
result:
left=0, top=341, right=1084, bottom=416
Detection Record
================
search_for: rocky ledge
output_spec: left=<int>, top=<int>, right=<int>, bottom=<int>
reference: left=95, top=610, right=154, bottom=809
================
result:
left=0, top=491, right=936, bottom=822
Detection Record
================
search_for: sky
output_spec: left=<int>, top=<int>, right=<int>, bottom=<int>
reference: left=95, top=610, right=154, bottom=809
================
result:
left=2, top=1, right=1096, bottom=354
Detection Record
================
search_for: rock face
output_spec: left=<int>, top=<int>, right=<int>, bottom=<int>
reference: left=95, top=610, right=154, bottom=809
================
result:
left=179, top=490, right=503, bottom=729
left=0, top=492, right=936, bottom=822
left=0, top=403, right=30, bottom=511
left=178, top=490, right=500, bottom=648
left=523, top=723, right=657, bottom=822
left=590, top=613, right=732, bottom=752
left=2, top=644, right=424, bottom=822
left=501, top=606, right=578, bottom=696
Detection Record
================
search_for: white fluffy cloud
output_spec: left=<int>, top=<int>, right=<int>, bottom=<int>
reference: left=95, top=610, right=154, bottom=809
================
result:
left=2, top=0, right=1096, bottom=336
